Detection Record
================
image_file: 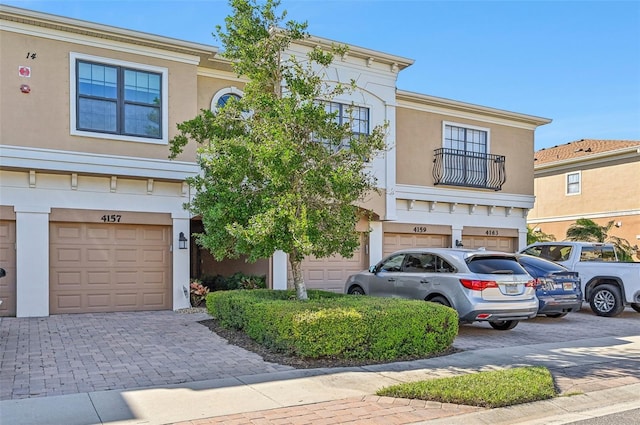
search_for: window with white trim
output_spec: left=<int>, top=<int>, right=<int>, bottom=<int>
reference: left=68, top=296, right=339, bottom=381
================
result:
left=210, top=86, right=244, bottom=111
left=443, top=123, right=489, bottom=185
left=70, top=53, right=168, bottom=144
left=566, top=171, right=581, bottom=195
left=317, top=101, right=370, bottom=152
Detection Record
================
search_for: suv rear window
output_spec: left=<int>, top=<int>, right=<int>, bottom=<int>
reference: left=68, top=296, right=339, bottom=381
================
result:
left=467, top=256, right=528, bottom=275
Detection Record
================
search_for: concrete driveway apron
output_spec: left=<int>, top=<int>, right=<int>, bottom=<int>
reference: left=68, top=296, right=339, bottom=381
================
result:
left=0, top=310, right=293, bottom=400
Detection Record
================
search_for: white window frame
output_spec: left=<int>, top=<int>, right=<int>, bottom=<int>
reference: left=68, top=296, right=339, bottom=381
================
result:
left=70, top=52, right=169, bottom=145
left=566, top=171, right=581, bottom=195
left=442, top=121, right=491, bottom=152
left=210, top=86, right=244, bottom=111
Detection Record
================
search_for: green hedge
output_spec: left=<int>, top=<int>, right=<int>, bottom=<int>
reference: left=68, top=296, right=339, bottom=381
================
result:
left=206, top=289, right=458, bottom=361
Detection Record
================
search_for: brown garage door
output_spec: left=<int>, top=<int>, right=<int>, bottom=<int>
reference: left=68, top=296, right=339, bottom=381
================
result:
left=462, top=236, right=515, bottom=253
left=383, top=233, right=450, bottom=257
left=50, top=222, right=172, bottom=314
left=296, top=234, right=368, bottom=293
left=0, top=220, right=17, bottom=317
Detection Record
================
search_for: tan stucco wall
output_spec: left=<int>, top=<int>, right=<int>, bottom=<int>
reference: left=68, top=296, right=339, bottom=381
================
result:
left=530, top=159, right=640, bottom=219
left=1, top=31, right=199, bottom=162
left=395, top=107, right=534, bottom=196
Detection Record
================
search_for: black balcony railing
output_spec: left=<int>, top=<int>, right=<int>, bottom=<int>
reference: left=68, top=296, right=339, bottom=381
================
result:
left=433, top=148, right=506, bottom=191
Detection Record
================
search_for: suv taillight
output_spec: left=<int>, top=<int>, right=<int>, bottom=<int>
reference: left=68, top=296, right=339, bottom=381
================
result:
left=459, top=279, right=498, bottom=290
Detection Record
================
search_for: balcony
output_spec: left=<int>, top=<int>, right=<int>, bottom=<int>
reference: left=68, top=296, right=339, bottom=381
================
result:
left=433, top=148, right=506, bottom=191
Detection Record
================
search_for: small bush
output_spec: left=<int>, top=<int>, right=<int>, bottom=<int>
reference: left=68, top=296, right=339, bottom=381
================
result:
left=190, top=279, right=210, bottom=307
left=206, top=290, right=458, bottom=361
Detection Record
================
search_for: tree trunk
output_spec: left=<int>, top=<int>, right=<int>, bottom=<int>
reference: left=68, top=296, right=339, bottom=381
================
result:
left=289, top=257, right=308, bottom=300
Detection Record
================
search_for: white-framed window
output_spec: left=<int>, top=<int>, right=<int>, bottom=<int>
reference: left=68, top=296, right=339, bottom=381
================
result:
left=442, top=121, right=491, bottom=185
left=70, top=52, right=168, bottom=144
left=566, top=171, right=581, bottom=195
left=316, top=100, right=370, bottom=152
left=210, top=86, right=244, bottom=111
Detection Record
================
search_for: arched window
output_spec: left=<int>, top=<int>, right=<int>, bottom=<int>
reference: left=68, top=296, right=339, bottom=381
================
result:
left=210, top=86, right=244, bottom=111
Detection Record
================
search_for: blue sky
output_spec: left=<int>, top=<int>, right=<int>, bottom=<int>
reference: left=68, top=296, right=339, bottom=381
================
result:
left=4, top=0, right=640, bottom=150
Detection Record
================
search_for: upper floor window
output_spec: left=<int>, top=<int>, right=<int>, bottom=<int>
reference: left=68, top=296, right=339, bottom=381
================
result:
left=317, top=101, right=370, bottom=152
left=444, top=124, right=488, bottom=155
left=442, top=123, right=490, bottom=186
left=566, top=171, right=581, bottom=195
left=70, top=53, right=168, bottom=144
left=210, top=86, right=244, bottom=111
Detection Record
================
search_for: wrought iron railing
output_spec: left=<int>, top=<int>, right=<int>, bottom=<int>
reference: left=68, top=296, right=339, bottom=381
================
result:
left=433, top=148, right=506, bottom=191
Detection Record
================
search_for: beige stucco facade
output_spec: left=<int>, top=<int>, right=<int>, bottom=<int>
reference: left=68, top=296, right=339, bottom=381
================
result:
left=0, top=4, right=551, bottom=316
left=528, top=140, right=640, bottom=259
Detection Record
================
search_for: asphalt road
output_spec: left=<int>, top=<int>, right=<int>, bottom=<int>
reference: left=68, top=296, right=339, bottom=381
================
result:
left=565, top=408, right=640, bottom=425
left=453, top=305, right=639, bottom=351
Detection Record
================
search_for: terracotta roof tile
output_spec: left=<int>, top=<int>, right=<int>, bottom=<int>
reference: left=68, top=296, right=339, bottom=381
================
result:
left=535, top=139, right=640, bottom=164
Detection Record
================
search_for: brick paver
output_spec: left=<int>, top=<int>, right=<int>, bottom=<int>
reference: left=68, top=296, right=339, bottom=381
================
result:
left=0, top=311, right=293, bottom=400
left=171, top=395, right=482, bottom=425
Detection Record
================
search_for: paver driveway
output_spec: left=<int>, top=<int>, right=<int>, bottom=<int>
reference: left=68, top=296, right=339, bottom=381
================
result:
left=0, top=310, right=293, bottom=400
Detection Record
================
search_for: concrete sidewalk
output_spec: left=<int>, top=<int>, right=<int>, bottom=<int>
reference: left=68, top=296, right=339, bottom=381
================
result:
left=1, top=335, right=639, bottom=425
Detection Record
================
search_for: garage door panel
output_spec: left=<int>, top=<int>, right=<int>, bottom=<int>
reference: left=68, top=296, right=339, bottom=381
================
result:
left=0, top=220, right=17, bottom=316
left=50, top=222, right=171, bottom=314
left=141, top=248, right=166, bottom=263
left=384, top=233, right=449, bottom=256
left=464, top=236, right=514, bottom=253
left=297, top=234, right=368, bottom=293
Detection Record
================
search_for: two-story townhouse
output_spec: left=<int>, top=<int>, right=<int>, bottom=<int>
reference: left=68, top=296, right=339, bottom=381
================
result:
left=527, top=139, right=640, bottom=259
left=0, top=5, right=210, bottom=316
left=0, top=5, right=551, bottom=317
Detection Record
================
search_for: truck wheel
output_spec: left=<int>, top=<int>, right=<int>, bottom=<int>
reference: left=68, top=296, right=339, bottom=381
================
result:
left=489, top=320, right=518, bottom=330
left=589, top=284, right=625, bottom=317
left=631, top=303, right=640, bottom=313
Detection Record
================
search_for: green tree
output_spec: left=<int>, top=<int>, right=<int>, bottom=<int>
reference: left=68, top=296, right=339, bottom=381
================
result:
left=169, top=0, right=386, bottom=300
left=526, top=226, right=555, bottom=245
left=566, top=218, right=635, bottom=261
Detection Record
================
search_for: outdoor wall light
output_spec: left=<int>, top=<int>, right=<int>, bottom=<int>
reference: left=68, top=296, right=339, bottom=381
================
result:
left=178, top=232, right=188, bottom=250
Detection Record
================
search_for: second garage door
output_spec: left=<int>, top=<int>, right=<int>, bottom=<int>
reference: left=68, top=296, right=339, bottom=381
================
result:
left=50, top=222, right=172, bottom=314
left=383, top=233, right=450, bottom=257
left=462, top=236, right=515, bottom=253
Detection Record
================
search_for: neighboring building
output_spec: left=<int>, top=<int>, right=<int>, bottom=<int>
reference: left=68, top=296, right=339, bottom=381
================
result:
left=0, top=5, right=550, bottom=317
left=528, top=139, right=640, bottom=260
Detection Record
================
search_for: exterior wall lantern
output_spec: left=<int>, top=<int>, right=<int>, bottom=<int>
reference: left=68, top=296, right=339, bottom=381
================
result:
left=178, top=232, right=188, bottom=250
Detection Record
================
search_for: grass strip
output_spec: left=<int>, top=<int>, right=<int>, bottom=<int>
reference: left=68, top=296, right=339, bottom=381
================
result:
left=377, top=366, right=557, bottom=408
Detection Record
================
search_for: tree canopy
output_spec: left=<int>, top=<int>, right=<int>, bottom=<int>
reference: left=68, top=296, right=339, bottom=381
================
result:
left=566, top=218, right=635, bottom=261
left=169, top=0, right=387, bottom=299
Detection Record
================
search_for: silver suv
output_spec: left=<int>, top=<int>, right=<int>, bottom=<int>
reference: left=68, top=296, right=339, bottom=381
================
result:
left=344, top=248, right=538, bottom=330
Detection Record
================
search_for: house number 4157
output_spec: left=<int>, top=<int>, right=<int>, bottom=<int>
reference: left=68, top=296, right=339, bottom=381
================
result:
left=101, top=214, right=122, bottom=223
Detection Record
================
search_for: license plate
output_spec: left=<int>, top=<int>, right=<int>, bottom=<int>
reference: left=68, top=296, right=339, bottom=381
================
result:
left=504, top=284, right=519, bottom=294
left=563, top=282, right=574, bottom=291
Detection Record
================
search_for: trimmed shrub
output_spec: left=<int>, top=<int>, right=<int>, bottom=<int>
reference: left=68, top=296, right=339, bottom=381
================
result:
left=206, top=289, right=458, bottom=361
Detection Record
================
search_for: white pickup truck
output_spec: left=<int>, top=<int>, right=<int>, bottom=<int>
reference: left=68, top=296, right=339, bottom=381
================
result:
left=520, top=242, right=640, bottom=317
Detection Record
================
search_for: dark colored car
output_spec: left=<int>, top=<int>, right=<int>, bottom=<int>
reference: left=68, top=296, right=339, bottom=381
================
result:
left=516, top=254, right=582, bottom=318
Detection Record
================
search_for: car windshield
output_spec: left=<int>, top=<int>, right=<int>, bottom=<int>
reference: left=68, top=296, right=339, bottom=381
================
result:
left=467, top=256, right=527, bottom=275
left=518, top=256, right=567, bottom=274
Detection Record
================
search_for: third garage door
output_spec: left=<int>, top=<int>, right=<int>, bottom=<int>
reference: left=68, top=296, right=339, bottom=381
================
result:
left=50, top=222, right=172, bottom=314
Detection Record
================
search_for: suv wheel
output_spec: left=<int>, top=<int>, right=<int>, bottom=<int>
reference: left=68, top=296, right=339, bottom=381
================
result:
left=630, top=303, right=640, bottom=313
left=589, top=284, right=625, bottom=317
left=429, top=296, right=451, bottom=307
left=489, top=320, right=518, bottom=331
left=347, top=286, right=365, bottom=295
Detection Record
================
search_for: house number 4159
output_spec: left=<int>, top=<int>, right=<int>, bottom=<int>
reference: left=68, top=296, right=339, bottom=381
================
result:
left=101, top=214, right=122, bottom=223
